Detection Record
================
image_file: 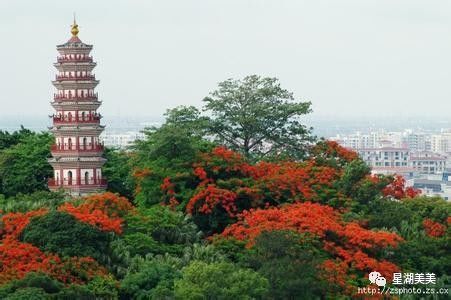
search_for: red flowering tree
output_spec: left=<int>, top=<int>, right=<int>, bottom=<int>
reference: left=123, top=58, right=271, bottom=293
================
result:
left=157, top=143, right=425, bottom=234
left=0, top=240, right=107, bottom=285
left=382, top=175, right=421, bottom=199
left=58, top=192, right=134, bottom=234
left=221, top=202, right=402, bottom=295
left=310, top=140, right=359, bottom=168
left=159, top=144, right=376, bottom=233
left=0, top=192, right=133, bottom=286
left=423, top=218, right=447, bottom=238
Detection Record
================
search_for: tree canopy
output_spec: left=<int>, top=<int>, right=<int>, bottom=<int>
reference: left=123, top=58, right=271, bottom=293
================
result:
left=0, top=131, right=52, bottom=197
left=204, top=75, right=314, bottom=160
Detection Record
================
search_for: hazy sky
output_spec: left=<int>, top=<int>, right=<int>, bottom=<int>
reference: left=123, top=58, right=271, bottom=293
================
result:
left=1, top=0, right=450, bottom=120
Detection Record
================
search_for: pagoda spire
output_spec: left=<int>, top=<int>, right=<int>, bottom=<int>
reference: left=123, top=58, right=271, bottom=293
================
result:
left=71, top=13, right=79, bottom=37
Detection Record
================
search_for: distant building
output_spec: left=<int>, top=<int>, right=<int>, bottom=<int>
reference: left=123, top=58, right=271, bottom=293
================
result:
left=357, top=147, right=410, bottom=168
left=404, top=133, right=429, bottom=152
left=332, top=132, right=379, bottom=149
left=431, top=133, right=451, bottom=154
left=410, top=152, right=447, bottom=174
left=101, top=131, right=145, bottom=149
left=407, top=176, right=451, bottom=200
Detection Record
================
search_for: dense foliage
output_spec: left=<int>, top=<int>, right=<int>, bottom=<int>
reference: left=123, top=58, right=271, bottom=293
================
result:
left=0, top=130, right=52, bottom=197
left=0, top=76, right=450, bottom=298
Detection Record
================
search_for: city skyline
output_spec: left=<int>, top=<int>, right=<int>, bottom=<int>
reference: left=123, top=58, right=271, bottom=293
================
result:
left=1, top=0, right=451, bottom=119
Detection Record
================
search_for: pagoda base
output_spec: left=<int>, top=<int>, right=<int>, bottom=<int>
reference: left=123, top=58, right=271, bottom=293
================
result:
left=48, top=180, right=107, bottom=196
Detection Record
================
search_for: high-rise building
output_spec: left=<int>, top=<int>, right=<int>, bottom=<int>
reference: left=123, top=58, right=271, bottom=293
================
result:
left=48, top=20, right=107, bottom=195
left=431, top=133, right=451, bottom=154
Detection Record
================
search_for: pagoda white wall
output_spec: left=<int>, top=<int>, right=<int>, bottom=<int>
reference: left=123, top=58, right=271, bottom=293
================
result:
left=58, top=89, right=93, bottom=97
left=54, top=169, right=101, bottom=183
left=60, top=71, right=90, bottom=77
left=55, top=137, right=100, bottom=146
left=81, top=169, right=94, bottom=179
left=61, top=137, right=77, bottom=144
left=62, top=169, right=78, bottom=180
left=55, top=111, right=96, bottom=118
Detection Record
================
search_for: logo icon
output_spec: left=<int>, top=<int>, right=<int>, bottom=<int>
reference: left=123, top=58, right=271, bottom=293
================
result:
left=369, top=271, right=386, bottom=287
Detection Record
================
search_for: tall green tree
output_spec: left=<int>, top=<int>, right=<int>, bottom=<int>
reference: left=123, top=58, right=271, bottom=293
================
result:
left=0, top=132, right=53, bottom=197
left=0, top=126, right=33, bottom=150
left=133, top=106, right=211, bottom=166
left=131, top=106, right=214, bottom=206
left=103, top=147, right=135, bottom=199
left=203, top=75, right=314, bottom=160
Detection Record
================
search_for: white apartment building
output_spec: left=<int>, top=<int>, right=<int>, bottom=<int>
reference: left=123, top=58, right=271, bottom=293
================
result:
left=431, top=133, right=451, bottom=154
left=410, top=152, right=447, bottom=174
left=357, top=147, right=410, bottom=168
left=101, top=131, right=145, bottom=149
left=332, top=132, right=380, bottom=150
left=404, top=133, right=430, bottom=152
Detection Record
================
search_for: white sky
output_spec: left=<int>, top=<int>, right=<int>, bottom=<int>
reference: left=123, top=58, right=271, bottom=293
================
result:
left=0, top=0, right=450, bottom=119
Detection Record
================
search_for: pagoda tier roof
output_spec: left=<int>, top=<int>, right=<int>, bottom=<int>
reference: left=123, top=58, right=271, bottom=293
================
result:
left=54, top=62, right=96, bottom=72
left=50, top=151, right=104, bottom=158
left=51, top=101, right=102, bottom=111
left=49, top=126, right=105, bottom=136
left=48, top=157, right=106, bottom=168
left=57, top=38, right=93, bottom=49
left=52, top=80, right=99, bottom=90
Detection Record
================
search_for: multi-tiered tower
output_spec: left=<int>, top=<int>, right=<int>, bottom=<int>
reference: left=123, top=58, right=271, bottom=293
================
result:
left=48, top=21, right=107, bottom=195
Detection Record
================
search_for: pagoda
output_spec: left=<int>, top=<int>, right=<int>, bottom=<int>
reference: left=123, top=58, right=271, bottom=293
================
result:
left=48, top=20, right=107, bottom=195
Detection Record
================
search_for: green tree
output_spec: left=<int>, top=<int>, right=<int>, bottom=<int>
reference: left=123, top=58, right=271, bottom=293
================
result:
left=245, top=231, right=327, bottom=299
left=0, top=190, right=66, bottom=213
left=0, top=272, right=62, bottom=299
left=0, top=126, right=33, bottom=150
left=131, top=106, right=214, bottom=206
left=120, top=255, right=182, bottom=299
left=103, top=147, right=135, bottom=199
left=55, top=285, right=96, bottom=299
left=117, top=205, right=200, bottom=257
left=21, top=211, right=110, bottom=262
left=3, top=287, right=48, bottom=300
left=133, top=106, right=211, bottom=167
left=0, top=132, right=53, bottom=197
left=174, top=261, right=269, bottom=300
left=85, top=276, right=119, bottom=300
left=204, top=75, right=313, bottom=160
left=367, top=198, right=414, bottom=230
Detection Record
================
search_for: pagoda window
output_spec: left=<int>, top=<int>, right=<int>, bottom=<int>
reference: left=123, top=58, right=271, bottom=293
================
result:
left=84, top=172, right=89, bottom=185
left=68, top=138, right=72, bottom=150
left=68, top=112, right=72, bottom=121
left=83, top=137, right=87, bottom=149
left=68, top=171, right=73, bottom=185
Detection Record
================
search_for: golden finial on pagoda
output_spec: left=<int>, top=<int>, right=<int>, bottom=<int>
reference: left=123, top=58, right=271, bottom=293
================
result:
left=71, top=13, right=79, bottom=36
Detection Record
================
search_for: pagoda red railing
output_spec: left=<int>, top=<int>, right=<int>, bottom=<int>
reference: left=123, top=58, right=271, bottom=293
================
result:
left=52, top=115, right=101, bottom=124
left=57, top=56, right=93, bottom=63
left=55, top=75, right=95, bottom=81
left=48, top=178, right=107, bottom=187
left=54, top=93, right=98, bottom=101
left=51, top=144, right=104, bottom=152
